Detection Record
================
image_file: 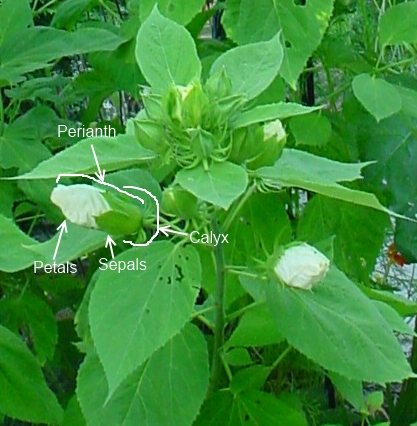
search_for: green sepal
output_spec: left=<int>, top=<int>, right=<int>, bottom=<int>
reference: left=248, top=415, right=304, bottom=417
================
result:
left=95, top=191, right=143, bottom=235
left=204, top=67, right=233, bottom=100
left=133, top=119, right=169, bottom=155
left=161, top=186, right=198, bottom=220
left=189, top=128, right=216, bottom=161
left=142, top=93, right=165, bottom=121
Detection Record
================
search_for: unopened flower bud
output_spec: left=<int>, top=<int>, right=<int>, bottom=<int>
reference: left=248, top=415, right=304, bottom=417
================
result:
left=273, top=243, right=330, bottom=290
left=51, top=184, right=110, bottom=229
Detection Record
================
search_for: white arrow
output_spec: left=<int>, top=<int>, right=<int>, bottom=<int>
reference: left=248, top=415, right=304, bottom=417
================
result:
left=105, top=235, right=116, bottom=259
left=91, top=144, right=106, bottom=181
left=159, top=225, right=188, bottom=237
left=53, top=220, right=68, bottom=261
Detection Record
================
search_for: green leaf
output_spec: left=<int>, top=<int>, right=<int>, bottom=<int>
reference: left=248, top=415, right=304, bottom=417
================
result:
left=257, top=149, right=401, bottom=216
left=176, top=162, right=248, bottom=210
left=0, top=293, right=58, bottom=365
left=290, top=113, right=332, bottom=147
left=231, top=103, right=321, bottom=129
left=356, top=113, right=417, bottom=259
left=61, top=395, right=86, bottom=426
left=266, top=266, right=413, bottom=383
left=352, top=74, right=402, bottom=122
left=0, top=215, right=108, bottom=273
left=225, top=303, right=284, bottom=349
left=0, top=215, right=39, bottom=273
left=379, top=2, right=417, bottom=46
left=135, top=7, right=201, bottom=92
left=89, top=242, right=201, bottom=395
left=0, top=106, right=53, bottom=169
left=77, top=325, right=209, bottom=426
left=360, top=286, right=417, bottom=317
left=0, top=0, right=32, bottom=45
left=0, top=325, right=63, bottom=424
left=297, top=195, right=390, bottom=282
left=0, top=27, right=125, bottom=85
left=222, top=0, right=333, bottom=87
left=210, top=34, right=283, bottom=100
left=224, top=348, right=252, bottom=366
left=15, top=135, right=154, bottom=180
left=328, top=372, right=363, bottom=411
left=138, top=0, right=205, bottom=25
left=88, top=39, right=145, bottom=96
left=52, top=0, right=99, bottom=30
left=24, top=222, right=108, bottom=265
left=373, top=300, right=416, bottom=336
left=194, top=390, right=308, bottom=426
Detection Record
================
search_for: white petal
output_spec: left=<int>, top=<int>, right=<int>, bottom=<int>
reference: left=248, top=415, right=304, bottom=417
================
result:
left=51, top=184, right=111, bottom=228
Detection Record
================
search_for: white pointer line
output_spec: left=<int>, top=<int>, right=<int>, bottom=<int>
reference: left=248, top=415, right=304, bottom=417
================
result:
left=53, top=220, right=67, bottom=261
left=56, top=174, right=145, bottom=204
left=90, top=145, right=106, bottom=181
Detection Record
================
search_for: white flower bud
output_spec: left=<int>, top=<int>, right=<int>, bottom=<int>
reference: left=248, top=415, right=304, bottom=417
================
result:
left=51, top=184, right=111, bottom=229
left=263, top=119, right=286, bottom=142
left=274, top=243, right=330, bottom=290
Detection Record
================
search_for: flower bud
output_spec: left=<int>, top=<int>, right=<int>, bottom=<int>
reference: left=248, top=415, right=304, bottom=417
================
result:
left=204, top=68, right=233, bottom=100
left=189, top=128, right=216, bottom=161
left=161, top=186, right=198, bottom=220
left=133, top=119, right=169, bottom=155
left=246, top=119, right=286, bottom=170
left=51, top=184, right=143, bottom=235
left=228, top=126, right=258, bottom=165
left=273, top=243, right=330, bottom=290
left=51, top=184, right=111, bottom=229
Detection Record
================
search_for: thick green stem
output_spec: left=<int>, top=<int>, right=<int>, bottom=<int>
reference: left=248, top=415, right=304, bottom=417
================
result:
left=208, top=216, right=226, bottom=395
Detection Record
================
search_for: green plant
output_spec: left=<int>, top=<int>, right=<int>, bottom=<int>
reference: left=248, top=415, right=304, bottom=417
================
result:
left=1, top=0, right=417, bottom=425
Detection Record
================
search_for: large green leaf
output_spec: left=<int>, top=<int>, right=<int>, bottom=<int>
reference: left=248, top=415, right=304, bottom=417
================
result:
left=0, top=293, right=58, bottom=365
left=266, top=266, right=413, bottom=383
left=137, top=0, right=205, bottom=25
left=0, top=27, right=125, bottom=85
left=210, top=34, right=283, bottom=100
left=290, top=113, right=332, bottom=147
left=225, top=303, right=284, bottom=349
left=89, top=242, right=201, bottom=395
left=297, top=195, right=390, bottom=282
left=194, top=390, right=308, bottom=426
left=176, top=162, right=248, bottom=210
left=0, top=106, right=54, bottom=169
left=16, top=135, right=154, bottom=180
left=52, top=0, right=98, bottom=30
left=0, top=0, right=32, bottom=45
left=77, top=325, right=209, bottom=426
left=231, top=103, right=320, bottom=128
left=0, top=215, right=39, bottom=273
left=257, top=149, right=399, bottom=215
left=25, top=222, right=108, bottom=265
left=352, top=74, right=402, bottom=122
left=0, top=325, right=63, bottom=424
left=135, top=7, right=201, bottom=91
left=379, top=2, right=417, bottom=46
left=222, top=0, right=333, bottom=87
left=0, top=215, right=108, bottom=272
left=356, top=113, right=417, bottom=260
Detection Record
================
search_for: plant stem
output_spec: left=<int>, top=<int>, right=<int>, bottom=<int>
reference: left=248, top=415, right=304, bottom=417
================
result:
left=223, top=182, right=257, bottom=231
left=270, top=346, right=291, bottom=371
left=208, top=215, right=226, bottom=396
